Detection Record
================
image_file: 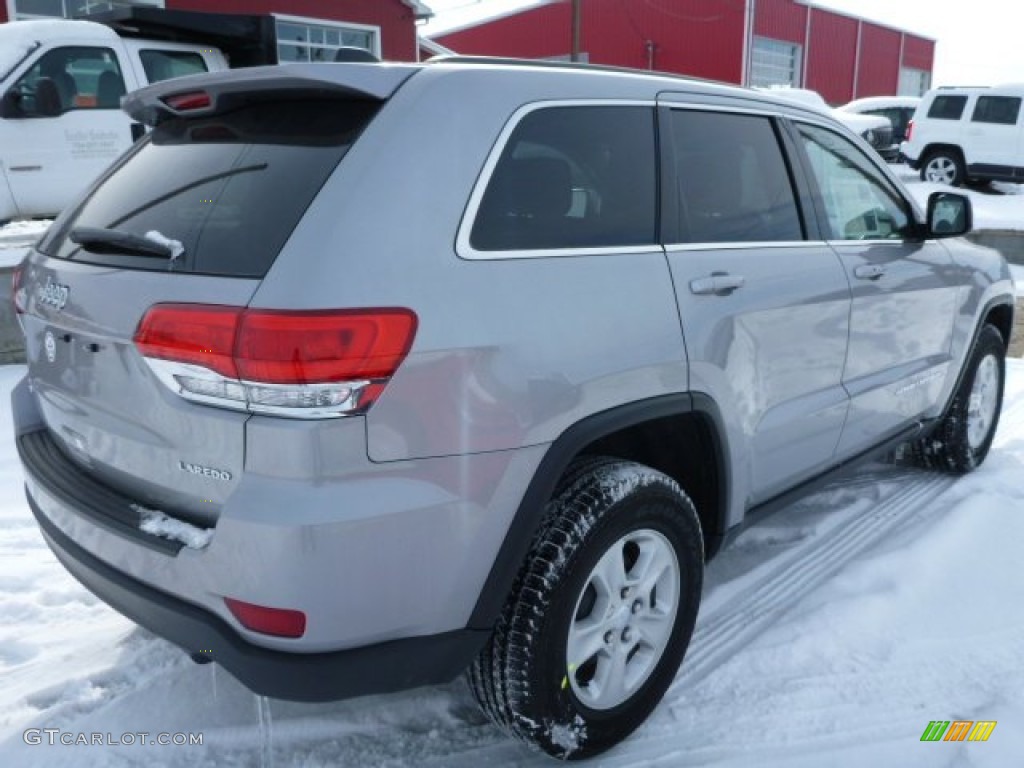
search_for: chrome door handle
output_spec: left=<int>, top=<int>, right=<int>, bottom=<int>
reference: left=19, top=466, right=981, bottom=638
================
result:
left=689, top=272, right=745, bottom=296
left=854, top=264, right=887, bottom=280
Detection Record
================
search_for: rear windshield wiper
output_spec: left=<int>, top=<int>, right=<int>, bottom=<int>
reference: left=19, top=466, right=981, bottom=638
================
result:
left=69, top=227, right=184, bottom=260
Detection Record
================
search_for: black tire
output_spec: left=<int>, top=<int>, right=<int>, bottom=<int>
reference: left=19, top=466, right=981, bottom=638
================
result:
left=467, top=456, right=704, bottom=759
left=912, top=324, right=1005, bottom=474
left=920, top=149, right=966, bottom=186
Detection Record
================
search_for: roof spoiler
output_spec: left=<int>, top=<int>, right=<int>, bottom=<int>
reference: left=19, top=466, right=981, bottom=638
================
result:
left=123, top=63, right=417, bottom=126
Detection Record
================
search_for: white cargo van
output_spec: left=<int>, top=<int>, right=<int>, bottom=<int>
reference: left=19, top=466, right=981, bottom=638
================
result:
left=0, top=19, right=227, bottom=223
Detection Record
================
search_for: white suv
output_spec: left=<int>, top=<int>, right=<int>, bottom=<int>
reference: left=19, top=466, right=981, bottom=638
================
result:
left=902, top=85, right=1024, bottom=186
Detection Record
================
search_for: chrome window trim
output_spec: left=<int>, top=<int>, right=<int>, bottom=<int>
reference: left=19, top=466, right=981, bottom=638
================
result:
left=456, top=99, right=658, bottom=261
left=665, top=241, right=825, bottom=253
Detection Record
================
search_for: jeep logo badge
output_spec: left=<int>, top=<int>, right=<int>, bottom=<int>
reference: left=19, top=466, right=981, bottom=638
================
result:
left=38, top=277, right=69, bottom=312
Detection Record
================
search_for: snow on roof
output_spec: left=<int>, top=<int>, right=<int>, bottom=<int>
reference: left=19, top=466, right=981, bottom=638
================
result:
left=422, top=0, right=556, bottom=38
left=402, top=0, right=434, bottom=18
left=419, top=36, right=458, bottom=58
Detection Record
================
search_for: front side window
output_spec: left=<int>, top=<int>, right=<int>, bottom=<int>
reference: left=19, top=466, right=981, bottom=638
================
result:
left=10, top=46, right=125, bottom=115
left=470, top=106, right=657, bottom=252
left=798, top=123, right=913, bottom=241
left=927, top=95, right=968, bottom=120
left=139, top=50, right=208, bottom=84
left=972, top=95, right=1022, bottom=126
left=669, top=110, right=803, bottom=244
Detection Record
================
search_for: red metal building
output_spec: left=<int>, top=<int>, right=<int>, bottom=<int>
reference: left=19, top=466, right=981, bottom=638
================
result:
left=432, top=0, right=935, bottom=102
left=1, top=0, right=429, bottom=62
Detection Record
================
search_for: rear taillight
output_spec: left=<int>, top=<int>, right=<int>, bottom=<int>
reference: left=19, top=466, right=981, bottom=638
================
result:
left=163, top=91, right=212, bottom=111
left=905, top=119, right=914, bottom=142
left=11, top=266, right=25, bottom=315
left=134, top=304, right=417, bottom=419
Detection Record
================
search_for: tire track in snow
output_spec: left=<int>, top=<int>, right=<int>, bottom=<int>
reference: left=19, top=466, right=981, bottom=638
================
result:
left=666, top=471, right=955, bottom=697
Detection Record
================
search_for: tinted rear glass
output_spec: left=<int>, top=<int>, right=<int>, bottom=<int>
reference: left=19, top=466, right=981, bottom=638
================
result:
left=972, top=95, right=1022, bottom=125
left=470, top=106, right=657, bottom=251
left=41, top=99, right=378, bottom=278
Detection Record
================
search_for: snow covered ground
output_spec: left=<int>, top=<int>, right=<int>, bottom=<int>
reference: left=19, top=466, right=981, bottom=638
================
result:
left=1, top=361, right=1023, bottom=767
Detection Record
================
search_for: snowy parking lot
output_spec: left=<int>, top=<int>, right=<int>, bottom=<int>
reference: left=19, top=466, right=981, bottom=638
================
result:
left=1, top=361, right=1023, bottom=767
left=0, top=166, right=1022, bottom=767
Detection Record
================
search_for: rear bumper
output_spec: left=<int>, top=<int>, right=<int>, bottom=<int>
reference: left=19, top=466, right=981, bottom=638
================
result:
left=30, top=495, right=486, bottom=702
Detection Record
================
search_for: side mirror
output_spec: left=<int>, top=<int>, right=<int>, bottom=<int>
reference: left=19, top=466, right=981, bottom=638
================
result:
left=0, top=90, right=23, bottom=118
left=926, top=191, right=971, bottom=238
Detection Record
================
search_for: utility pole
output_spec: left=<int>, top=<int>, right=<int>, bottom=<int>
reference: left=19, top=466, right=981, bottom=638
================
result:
left=571, top=0, right=582, bottom=62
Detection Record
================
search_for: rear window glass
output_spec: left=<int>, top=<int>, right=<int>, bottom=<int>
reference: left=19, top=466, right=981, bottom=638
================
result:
left=41, top=99, right=378, bottom=277
left=926, top=95, right=967, bottom=120
left=139, top=50, right=209, bottom=83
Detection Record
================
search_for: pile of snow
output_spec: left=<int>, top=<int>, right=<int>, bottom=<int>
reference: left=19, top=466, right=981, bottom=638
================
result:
left=0, top=361, right=1023, bottom=766
left=132, top=505, right=213, bottom=550
left=0, top=220, right=51, bottom=270
left=0, top=219, right=51, bottom=247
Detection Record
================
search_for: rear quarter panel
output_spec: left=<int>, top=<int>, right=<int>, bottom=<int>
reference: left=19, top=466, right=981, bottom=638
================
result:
left=251, top=66, right=690, bottom=462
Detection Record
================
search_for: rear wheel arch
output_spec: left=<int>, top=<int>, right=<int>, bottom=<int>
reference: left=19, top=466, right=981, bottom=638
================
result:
left=467, top=393, right=730, bottom=631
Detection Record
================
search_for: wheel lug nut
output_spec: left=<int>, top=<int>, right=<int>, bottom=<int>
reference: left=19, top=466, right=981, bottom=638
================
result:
left=631, top=599, right=643, bottom=614
left=603, top=631, right=614, bottom=645
left=620, top=587, right=630, bottom=599
left=621, top=627, right=633, bottom=643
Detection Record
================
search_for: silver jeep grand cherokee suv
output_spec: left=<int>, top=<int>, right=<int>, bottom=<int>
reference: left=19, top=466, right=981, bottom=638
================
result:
left=12, top=58, right=1015, bottom=759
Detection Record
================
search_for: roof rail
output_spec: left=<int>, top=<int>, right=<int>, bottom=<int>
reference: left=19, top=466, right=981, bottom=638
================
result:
left=425, top=54, right=719, bottom=86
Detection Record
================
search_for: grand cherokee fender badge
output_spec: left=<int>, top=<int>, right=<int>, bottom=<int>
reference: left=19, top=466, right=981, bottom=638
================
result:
left=38, top=277, right=70, bottom=311
left=178, top=460, right=232, bottom=481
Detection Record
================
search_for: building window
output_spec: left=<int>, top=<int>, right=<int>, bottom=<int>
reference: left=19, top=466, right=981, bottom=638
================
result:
left=750, top=37, right=802, bottom=88
left=12, top=0, right=163, bottom=19
left=898, top=67, right=931, bottom=97
left=275, top=16, right=380, bottom=63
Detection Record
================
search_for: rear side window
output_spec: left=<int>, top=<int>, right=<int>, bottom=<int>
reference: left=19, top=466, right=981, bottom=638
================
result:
left=927, top=95, right=968, bottom=120
left=470, top=106, right=657, bottom=251
left=139, top=50, right=209, bottom=83
left=668, top=110, right=803, bottom=244
left=42, top=99, right=378, bottom=278
left=972, top=95, right=1022, bottom=125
